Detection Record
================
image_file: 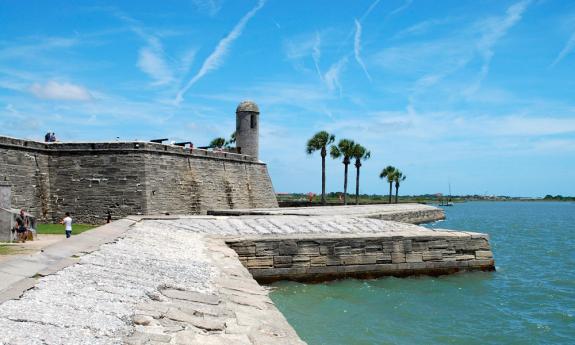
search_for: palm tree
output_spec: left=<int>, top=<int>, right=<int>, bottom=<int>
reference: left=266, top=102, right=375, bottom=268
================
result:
left=393, top=170, right=406, bottom=204
left=226, top=131, right=236, bottom=147
left=351, top=144, right=370, bottom=205
left=306, top=131, right=336, bottom=205
left=330, top=139, right=356, bottom=205
left=379, top=165, right=397, bottom=204
left=209, top=137, right=226, bottom=149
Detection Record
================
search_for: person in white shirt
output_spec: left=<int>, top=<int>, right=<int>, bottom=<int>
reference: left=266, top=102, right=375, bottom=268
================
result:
left=60, top=212, right=72, bottom=238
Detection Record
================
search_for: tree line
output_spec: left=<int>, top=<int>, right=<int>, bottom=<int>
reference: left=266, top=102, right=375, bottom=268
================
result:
left=306, top=131, right=406, bottom=206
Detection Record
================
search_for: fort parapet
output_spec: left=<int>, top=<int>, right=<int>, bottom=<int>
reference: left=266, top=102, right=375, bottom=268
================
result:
left=0, top=135, right=277, bottom=223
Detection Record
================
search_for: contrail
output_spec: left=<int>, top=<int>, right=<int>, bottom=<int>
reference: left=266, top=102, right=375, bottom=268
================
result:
left=175, top=0, right=266, bottom=105
left=354, top=19, right=371, bottom=81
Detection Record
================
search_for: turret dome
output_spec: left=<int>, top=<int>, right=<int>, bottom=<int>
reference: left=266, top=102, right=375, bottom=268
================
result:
left=236, top=100, right=259, bottom=113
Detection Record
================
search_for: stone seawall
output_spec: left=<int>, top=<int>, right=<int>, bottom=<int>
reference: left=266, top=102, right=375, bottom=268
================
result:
left=227, top=232, right=494, bottom=283
left=0, top=136, right=277, bottom=223
left=366, top=209, right=446, bottom=224
left=209, top=203, right=446, bottom=225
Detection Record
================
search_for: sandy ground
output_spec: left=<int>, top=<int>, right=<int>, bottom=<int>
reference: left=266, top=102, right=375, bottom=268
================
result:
left=0, top=234, right=66, bottom=262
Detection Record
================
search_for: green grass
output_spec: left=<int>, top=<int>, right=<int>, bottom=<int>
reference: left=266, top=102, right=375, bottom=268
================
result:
left=0, top=245, right=13, bottom=255
left=36, top=223, right=96, bottom=235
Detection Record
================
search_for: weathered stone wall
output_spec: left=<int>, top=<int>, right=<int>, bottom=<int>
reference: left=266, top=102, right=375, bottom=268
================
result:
left=227, top=232, right=495, bottom=283
left=0, top=137, right=51, bottom=219
left=143, top=151, right=277, bottom=215
left=0, top=136, right=277, bottom=223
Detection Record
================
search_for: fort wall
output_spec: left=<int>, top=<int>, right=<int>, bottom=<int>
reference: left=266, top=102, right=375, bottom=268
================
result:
left=0, top=136, right=278, bottom=223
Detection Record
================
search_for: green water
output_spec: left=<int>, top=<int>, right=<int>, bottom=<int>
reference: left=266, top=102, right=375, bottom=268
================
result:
left=269, top=202, right=575, bottom=344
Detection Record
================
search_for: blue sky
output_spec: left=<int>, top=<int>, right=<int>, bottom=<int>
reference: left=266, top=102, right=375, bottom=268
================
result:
left=1, top=0, right=574, bottom=197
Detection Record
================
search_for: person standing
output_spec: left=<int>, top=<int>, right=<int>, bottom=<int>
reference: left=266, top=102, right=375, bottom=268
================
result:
left=61, top=212, right=72, bottom=238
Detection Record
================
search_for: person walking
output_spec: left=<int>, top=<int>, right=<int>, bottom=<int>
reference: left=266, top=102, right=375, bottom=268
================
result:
left=61, top=212, right=72, bottom=238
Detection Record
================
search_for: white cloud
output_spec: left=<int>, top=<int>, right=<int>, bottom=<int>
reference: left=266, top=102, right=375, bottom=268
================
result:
left=175, top=0, right=266, bottom=105
left=137, top=46, right=174, bottom=86
left=29, top=81, right=93, bottom=101
left=324, top=57, right=348, bottom=95
left=354, top=19, right=371, bottom=81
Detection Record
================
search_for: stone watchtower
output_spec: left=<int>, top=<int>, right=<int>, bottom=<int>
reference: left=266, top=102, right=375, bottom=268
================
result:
left=235, top=100, right=259, bottom=160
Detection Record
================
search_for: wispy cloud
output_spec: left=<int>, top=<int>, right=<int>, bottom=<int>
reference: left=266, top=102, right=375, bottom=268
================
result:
left=354, top=19, right=371, bottom=81
left=312, top=32, right=322, bottom=80
left=393, top=18, right=453, bottom=40
left=551, top=30, right=575, bottom=67
left=115, top=13, right=175, bottom=86
left=466, top=0, right=530, bottom=95
left=359, top=0, right=382, bottom=22
left=192, top=0, right=222, bottom=16
left=29, top=81, right=93, bottom=101
left=387, top=0, right=413, bottom=19
left=137, top=46, right=174, bottom=86
left=324, top=57, right=348, bottom=95
left=175, top=0, right=266, bottom=105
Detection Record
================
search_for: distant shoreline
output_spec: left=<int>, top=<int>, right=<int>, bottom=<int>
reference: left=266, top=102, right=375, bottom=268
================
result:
left=276, top=194, right=575, bottom=207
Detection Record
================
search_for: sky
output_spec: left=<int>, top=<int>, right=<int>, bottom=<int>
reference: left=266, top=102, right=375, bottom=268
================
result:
left=1, top=0, right=574, bottom=197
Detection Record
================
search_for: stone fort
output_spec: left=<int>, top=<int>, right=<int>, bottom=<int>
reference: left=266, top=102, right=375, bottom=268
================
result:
left=0, top=100, right=278, bottom=223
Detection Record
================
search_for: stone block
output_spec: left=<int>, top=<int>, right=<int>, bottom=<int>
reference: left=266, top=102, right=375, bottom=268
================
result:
left=405, top=253, right=423, bottom=263
left=325, top=256, right=341, bottom=266
left=291, top=255, right=310, bottom=267
left=319, top=245, right=333, bottom=255
left=279, top=241, right=298, bottom=255
left=310, top=256, right=327, bottom=266
left=232, top=245, right=255, bottom=256
left=255, top=242, right=279, bottom=256
left=334, top=246, right=351, bottom=255
left=427, top=240, right=449, bottom=249
left=338, top=255, right=358, bottom=265
left=475, top=250, right=493, bottom=259
left=376, top=253, right=392, bottom=264
left=358, top=254, right=378, bottom=265
left=403, top=239, right=413, bottom=252
left=365, top=244, right=382, bottom=253
left=392, top=241, right=404, bottom=252
left=247, top=256, right=274, bottom=268
left=273, top=256, right=292, bottom=268
left=391, top=252, right=406, bottom=263
left=411, top=241, right=428, bottom=251
left=422, top=251, right=443, bottom=261
left=297, top=244, right=320, bottom=256
left=455, top=254, right=475, bottom=261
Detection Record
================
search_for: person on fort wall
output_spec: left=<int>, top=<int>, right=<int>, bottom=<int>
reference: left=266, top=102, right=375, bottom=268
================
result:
left=60, top=212, right=73, bottom=238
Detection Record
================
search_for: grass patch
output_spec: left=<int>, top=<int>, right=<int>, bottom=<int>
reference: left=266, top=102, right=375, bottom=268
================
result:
left=36, top=223, right=96, bottom=235
left=0, top=245, right=13, bottom=255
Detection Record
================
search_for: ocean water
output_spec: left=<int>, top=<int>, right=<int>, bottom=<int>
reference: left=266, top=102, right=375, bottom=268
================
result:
left=269, top=202, right=575, bottom=345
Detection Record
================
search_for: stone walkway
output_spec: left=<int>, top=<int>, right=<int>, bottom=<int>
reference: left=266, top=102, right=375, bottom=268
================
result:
left=208, top=203, right=439, bottom=216
left=0, top=207, right=479, bottom=345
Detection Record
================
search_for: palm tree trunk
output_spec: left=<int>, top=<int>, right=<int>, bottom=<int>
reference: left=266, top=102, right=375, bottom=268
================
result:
left=343, top=163, right=348, bottom=205
left=395, top=185, right=399, bottom=204
left=388, top=182, right=392, bottom=204
left=355, top=164, right=360, bottom=205
left=321, top=150, right=326, bottom=205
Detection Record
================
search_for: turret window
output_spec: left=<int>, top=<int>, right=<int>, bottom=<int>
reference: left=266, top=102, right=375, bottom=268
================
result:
left=251, top=114, right=257, bottom=129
